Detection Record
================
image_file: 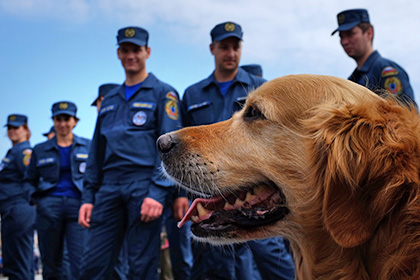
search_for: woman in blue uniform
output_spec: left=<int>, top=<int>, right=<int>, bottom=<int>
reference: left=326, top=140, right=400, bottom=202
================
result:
left=0, top=114, right=35, bottom=280
left=25, top=101, right=90, bottom=279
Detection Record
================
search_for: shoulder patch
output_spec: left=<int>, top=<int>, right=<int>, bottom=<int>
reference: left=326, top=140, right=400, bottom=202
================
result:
left=384, top=77, right=402, bottom=94
left=166, top=91, right=179, bottom=102
left=22, top=149, right=32, bottom=166
left=165, top=100, right=179, bottom=120
left=381, top=66, right=399, bottom=77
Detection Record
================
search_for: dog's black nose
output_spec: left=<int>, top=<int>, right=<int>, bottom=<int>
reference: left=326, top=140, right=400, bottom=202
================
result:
left=157, top=133, right=177, bottom=154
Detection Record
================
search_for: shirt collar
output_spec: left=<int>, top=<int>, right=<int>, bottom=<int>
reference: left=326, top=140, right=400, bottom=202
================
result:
left=359, top=50, right=380, bottom=72
left=203, top=67, right=252, bottom=89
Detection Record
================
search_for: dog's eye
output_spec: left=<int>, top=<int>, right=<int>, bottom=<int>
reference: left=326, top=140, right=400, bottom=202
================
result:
left=244, top=105, right=265, bottom=121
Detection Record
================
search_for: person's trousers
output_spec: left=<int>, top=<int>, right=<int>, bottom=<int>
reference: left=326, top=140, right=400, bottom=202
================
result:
left=36, top=196, right=88, bottom=280
left=0, top=197, right=35, bottom=280
left=79, top=180, right=162, bottom=280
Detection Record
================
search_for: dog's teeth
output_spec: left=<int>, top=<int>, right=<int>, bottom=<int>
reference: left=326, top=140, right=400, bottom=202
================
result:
left=234, top=198, right=245, bottom=207
left=197, top=203, right=210, bottom=218
left=245, top=192, right=256, bottom=203
left=224, top=202, right=234, bottom=210
left=191, top=215, right=199, bottom=223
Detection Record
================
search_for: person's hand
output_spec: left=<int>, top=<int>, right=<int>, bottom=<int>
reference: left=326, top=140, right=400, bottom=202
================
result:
left=172, top=197, right=189, bottom=221
left=79, top=203, right=94, bottom=228
left=140, top=197, right=163, bottom=222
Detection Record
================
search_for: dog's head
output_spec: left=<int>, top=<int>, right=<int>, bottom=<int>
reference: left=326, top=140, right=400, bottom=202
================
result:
left=158, top=74, right=420, bottom=248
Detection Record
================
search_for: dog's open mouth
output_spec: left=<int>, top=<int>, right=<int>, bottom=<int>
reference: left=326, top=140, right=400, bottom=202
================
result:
left=178, top=183, right=289, bottom=237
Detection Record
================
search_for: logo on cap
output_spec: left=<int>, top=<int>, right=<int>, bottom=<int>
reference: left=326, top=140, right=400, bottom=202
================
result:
left=125, top=28, right=136, bottom=38
left=338, top=14, right=345, bottom=24
left=9, top=115, right=16, bottom=121
left=225, top=23, right=235, bottom=32
left=59, top=102, right=68, bottom=110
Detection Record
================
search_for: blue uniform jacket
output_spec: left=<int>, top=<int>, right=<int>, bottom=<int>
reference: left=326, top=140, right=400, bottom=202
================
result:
left=24, top=134, right=91, bottom=197
left=182, top=67, right=266, bottom=126
left=0, top=141, right=32, bottom=201
left=349, top=50, right=416, bottom=105
left=82, top=73, right=182, bottom=205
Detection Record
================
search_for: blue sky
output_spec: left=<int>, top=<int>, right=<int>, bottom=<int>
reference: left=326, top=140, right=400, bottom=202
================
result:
left=1, top=0, right=419, bottom=157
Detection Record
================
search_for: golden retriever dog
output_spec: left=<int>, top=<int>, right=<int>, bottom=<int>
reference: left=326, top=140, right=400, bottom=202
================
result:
left=157, top=74, right=420, bottom=279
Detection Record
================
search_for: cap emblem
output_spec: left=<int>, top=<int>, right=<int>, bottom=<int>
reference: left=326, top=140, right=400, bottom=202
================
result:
left=125, top=28, right=135, bottom=38
left=59, top=102, right=68, bottom=110
left=224, top=23, right=235, bottom=32
left=338, top=14, right=345, bottom=24
left=9, top=115, right=16, bottom=121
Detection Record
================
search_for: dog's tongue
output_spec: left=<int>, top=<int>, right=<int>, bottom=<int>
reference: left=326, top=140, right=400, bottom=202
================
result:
left=178, top=196, right=224, bottom=228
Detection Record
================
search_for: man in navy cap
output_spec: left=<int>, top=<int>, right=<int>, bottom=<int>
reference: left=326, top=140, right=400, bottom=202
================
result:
left=91, top=83, right=120, bottom=112
left=182, top=22, right=295, bottom=280
left=79, top=26, right=186, bottom=280
left=332, top=8, right=416, bottom=106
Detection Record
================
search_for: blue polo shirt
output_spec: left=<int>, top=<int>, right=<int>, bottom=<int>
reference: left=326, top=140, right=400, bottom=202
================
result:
left=182, top=67, right=266, bottom=126
left=348, top=50, right=416, bottom=105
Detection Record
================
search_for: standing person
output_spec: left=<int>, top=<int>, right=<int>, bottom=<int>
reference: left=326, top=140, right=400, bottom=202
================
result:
left=90, top=82, right=129, bottom=280
left=182, top=21, right=295, bottom=280
left=78, top=26, right=183, bottom=280
left=0, top=114, right=35, bottom=280
left=331, top=8, right=416, bottom=105
left=25, top=101, right=90, bottom=279
left=91, top=83, right=120, bottom=113
left=42, top=126, right=56, bottom=140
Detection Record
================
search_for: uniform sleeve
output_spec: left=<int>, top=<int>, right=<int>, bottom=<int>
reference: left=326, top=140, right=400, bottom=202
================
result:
left=380, top=66, right=417, bottom=107
left=82, top=116, right=104, bottom=204
left=148, top=88, right=183, bottom=204
left=23, top=147, right=39, bottom=200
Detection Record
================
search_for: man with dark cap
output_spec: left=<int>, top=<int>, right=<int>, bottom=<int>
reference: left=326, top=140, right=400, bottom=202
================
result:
left=78, top=26, right=185, bottom=280
left=91, top=83, right=120, bottom=112
left=181, top=21, right=295, bottom=280
left=332, top=8, right=416, bottom=106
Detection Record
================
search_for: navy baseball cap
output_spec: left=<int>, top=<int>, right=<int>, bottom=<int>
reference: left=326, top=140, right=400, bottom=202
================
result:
left=241, top=64, right=263, bottom=77
left=42, top=126, right=55, bottom=137
left=331, top=9, right=370, bottom=35
left=4, top=114, right=27, bottom=127
left=51, top=101, right=78, bottom=118
left=117, top=26, right=149, bottom=46
left=211, top=22, right=243, bottom=42
left=91, top=83, right=119, bottom=106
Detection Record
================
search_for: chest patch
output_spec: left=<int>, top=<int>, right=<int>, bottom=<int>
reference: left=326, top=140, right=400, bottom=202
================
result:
left=133, top=111, right=147, bottom=126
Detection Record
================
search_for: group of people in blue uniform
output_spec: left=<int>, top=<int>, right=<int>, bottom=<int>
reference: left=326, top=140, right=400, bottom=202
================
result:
left=0, top=7, right=416, bottom=280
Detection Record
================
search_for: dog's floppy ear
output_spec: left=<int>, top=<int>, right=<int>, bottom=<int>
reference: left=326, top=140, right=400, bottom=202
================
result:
left=306, top=99, right=420, bottom=248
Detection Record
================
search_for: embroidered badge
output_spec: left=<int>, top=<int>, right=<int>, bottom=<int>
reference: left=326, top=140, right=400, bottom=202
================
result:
left=125, top=28, right=135, bottom=38
left=99, top=105, right=116, bottom=115
left=225, top=23, right=235, bottom=32
left=59, top=102, right=68, bottom=110
left=188, top=101, right=210, bottom=111
left=384, top=77, right=402, bottom=94
left=381, top=66, right=399, bottom=77
left=76, top=153, right=88, bottom=159
left=165, top=100, right=179, bottom=120
left=37, top=157, right=56, bottom=166
left=79, top=162, right=86, bottom=173
left=338, top=14, right=345, bottom=24
left=132, top=102, right=155, bottom=109
left=22, top=149, right=32, bottom=166
left=9, top=115, right=16, bottom=121
left=133, top=111, right=147, bottom=126
left=166, top=91, right=178, bottom=102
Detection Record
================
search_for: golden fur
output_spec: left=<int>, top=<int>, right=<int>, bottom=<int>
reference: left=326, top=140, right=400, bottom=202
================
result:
left=158, top=74, right=420, bottom=279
